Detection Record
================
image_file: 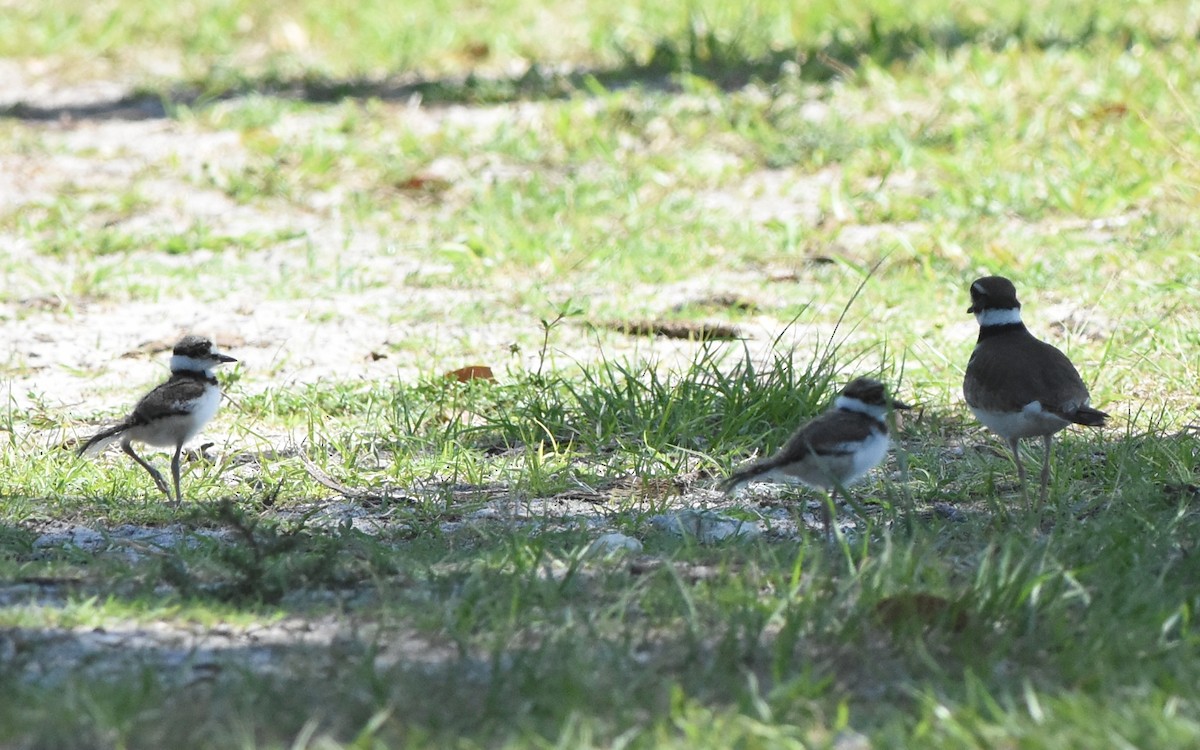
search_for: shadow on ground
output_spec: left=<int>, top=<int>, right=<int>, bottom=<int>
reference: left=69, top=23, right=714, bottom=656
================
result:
left=0, top=12, right=1138, bottom=123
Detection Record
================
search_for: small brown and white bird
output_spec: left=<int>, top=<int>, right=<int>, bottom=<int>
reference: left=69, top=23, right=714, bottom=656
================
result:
left=78, top=336, right=236, bottom=505
left=722, top=377, right=910, bottom=537
left=963, top=276, right=1108, bottom=507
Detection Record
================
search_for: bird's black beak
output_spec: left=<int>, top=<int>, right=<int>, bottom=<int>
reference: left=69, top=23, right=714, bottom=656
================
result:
left=966, top=304, right=977, bottom=314
left=217, top=353, right=238, bottom=363
left=890, top=399, right=912, bottom=411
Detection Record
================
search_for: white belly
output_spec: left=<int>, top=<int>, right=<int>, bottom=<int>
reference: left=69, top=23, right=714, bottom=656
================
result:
left=846, top=431, right=890, bottom=482
left=969, top=401, right=1069, bottom=440
left=186, top=385, right=222, bottom=434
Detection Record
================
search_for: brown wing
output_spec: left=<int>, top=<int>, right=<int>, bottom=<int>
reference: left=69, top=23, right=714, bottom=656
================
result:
left=129, top=376, right=208, bottom=425
left=964, top=332, right=1090, bottom=414
left=776, top=411, right=881, bottom=460
left=722, top=411, right=881, bottom=490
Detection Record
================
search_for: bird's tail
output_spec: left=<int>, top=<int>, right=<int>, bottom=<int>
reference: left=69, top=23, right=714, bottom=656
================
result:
left=719, top=473, right=749, bottom=495
left=77, top=423, right=127, bottom=457
left=719, top=459, right=774, bottom=495
left=1071, top=406, right=1109, bottom=428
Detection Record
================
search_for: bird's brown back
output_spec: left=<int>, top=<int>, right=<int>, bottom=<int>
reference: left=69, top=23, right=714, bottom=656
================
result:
left=964, top=328, right=1090, bottom=414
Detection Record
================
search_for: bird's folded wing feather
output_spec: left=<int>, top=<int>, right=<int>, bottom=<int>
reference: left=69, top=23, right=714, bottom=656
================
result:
left=129, top=378, right=208, bottom=423
left=966, top=337, right=1089, bottom=412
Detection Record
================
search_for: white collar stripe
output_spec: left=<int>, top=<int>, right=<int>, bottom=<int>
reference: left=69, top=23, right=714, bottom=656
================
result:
left=835, top=395, right=888, bottom=422
left=975, top=308, right=1023, bottom=327
left=170, top=354, right=216, bottom=374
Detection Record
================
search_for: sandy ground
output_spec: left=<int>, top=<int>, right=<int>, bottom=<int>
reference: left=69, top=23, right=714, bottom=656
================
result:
left=0, top=73, right=931, bottom=421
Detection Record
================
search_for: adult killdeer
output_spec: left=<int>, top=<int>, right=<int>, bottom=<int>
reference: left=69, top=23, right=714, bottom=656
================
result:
left=78, top=335, right=236, bottom=505
left=722, top=377, right=910, bottom=537
left=963, top=276, right=1108, bottom=507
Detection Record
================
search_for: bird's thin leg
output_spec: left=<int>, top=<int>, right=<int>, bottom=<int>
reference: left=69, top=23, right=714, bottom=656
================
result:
left=821, top=488, right=837, bottom=540
left=171, top=443, right=184, bottom=506
left=122, top=440, right=171, bottom=499
left=1007, top=436, right=1029, bottom=505
left=1038, top=435, right=1053, bottom=511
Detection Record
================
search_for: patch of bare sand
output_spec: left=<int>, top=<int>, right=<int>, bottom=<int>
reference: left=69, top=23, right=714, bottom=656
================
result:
left=0, top=89, right=891, bottom=475
left=0, top=94, right=906, bottom=550
left=694, top=165, right=839, bottom=226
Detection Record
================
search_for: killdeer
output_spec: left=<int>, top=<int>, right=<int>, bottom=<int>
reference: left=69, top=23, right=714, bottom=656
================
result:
left=721, top=377, right=910, bottom=537
left=963, top=276, right=1108, bottom=508
left=78, top=335, right=236, bottom=505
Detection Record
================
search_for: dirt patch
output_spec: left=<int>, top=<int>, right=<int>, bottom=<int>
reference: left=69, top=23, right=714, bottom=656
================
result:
left=0, top=80, right=871, bottom=411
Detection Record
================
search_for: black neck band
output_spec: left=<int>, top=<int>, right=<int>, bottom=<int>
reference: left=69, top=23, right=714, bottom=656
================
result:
left=170, top=369, right=218, bottom=386
left=977, top=322, right=1027, bottom=342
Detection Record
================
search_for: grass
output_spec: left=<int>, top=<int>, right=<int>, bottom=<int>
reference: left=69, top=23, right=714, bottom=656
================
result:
left=2, top=0, right=1200, bottom=748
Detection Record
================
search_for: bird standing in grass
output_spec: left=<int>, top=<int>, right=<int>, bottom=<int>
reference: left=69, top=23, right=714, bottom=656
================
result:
left=962, top=276, right=1108, bottom=508
left=722, top=377, right=910, bottom=537
left=78, top=335, right=236, bottom=505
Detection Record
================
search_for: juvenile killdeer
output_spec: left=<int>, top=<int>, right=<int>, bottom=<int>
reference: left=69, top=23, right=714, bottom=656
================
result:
left=78, top=335, right=236, bottom=505
left=721, top=377, right=910, bottom=537
left=963, top=276, right=1108, bottom=508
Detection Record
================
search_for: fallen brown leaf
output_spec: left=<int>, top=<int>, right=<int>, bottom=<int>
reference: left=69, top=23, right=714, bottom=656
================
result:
left=446, top=365, right=496, bottom=382
left=394, top=173, right=453, bottom=192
